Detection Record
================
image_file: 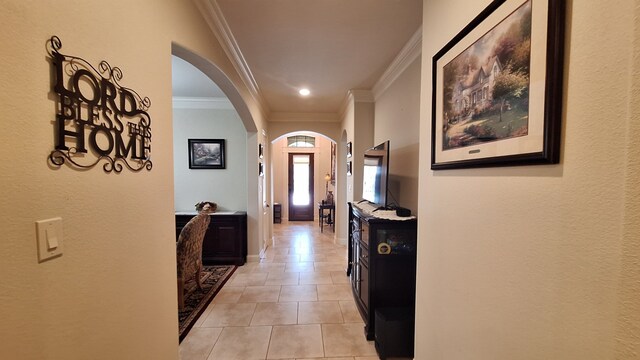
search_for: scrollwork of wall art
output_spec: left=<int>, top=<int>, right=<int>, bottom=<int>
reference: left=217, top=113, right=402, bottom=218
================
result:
left=47, top=36, right=152, bottom=173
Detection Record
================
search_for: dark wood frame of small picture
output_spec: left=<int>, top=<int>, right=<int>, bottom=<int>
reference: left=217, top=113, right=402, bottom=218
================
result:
left=188, top=139, right=226, bottom=169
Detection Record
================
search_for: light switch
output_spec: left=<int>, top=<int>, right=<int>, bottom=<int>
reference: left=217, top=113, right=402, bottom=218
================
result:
left=46, top=227, right=59, bottom=250
left=36, top=217, right=63, bottom=262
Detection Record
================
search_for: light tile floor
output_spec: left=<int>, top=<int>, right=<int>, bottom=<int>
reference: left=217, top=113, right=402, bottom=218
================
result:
left=179, top=220, right=383, bottom=360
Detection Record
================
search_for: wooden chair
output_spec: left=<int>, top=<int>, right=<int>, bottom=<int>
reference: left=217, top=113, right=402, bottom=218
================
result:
left=176, top=212, right=210, bottom=310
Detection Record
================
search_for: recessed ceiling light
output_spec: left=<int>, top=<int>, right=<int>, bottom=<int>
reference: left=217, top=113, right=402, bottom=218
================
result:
left=299, top=88, right=310, bottom=96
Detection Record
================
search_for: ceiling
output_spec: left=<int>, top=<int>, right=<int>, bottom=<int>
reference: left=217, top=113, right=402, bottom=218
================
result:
left=189, top=0, right=422, bottom=115
left=172, top=55, right=226, bottom=98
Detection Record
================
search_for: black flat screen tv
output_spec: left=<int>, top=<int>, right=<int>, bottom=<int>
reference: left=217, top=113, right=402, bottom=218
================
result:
left=361, top=140, right=390, bottom=208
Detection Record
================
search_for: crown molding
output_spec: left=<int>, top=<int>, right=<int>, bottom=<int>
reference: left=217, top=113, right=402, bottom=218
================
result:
left=338, top=94, right=354, bottom=121
left=194, top=0, right=270, bottom=117
left=350, top=90, right=375, bottom=103
left=270, top=112, right=340, bottom=123
left=338, top=89, right=374, bottom=121
left=339, top=27, right=422, bottom=119
left=172, top=97, right=234, bottom=109
left=372, top=26, right=422, bottom=100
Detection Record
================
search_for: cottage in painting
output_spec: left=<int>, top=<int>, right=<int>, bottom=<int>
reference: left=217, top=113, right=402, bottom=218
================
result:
left=450, top=56, right=502, bottom=122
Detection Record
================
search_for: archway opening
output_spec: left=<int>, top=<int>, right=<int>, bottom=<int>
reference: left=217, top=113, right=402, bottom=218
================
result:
left=270, top=131, right=337, bottom=226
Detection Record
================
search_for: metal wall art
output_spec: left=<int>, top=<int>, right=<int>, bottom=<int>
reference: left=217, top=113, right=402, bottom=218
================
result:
left=47, top=36, right=152, bottom=173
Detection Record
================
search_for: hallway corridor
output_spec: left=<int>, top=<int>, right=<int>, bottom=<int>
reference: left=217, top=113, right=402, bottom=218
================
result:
left=179, top=221, right=379, bottom=360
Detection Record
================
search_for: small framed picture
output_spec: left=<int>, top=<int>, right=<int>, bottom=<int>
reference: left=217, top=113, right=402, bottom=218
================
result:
left=189, top=139, right=225, bottom=169
left=347, top=161, right=352, bottom=176
left=258, top=143, right=264, bottom=159
left=346, top=142, right=352, bottom=158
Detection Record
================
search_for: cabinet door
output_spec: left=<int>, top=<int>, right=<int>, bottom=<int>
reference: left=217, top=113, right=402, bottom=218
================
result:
left=204, top=219, right=239, bottom=258
left=360, top=221, right=369, bottom=246
left=352, top=240, right=361, bottom=293
left=175, top=215, right=195, bottom=241
left=360, top=261, right=369, bottom=311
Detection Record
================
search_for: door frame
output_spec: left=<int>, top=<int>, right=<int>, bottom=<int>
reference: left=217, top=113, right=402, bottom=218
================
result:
left=288, top=152, right=315, bottom=221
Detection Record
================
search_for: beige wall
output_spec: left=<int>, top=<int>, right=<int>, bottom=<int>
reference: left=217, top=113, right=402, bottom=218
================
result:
left=374, top=56, right=421, bottom=214
left=617, top=2, right=640, bottom=356
left=173, top=108, right=248, bottom=212
left=337, top=103, right=355, bottom=244
left=0, top=1, right=265, bottom=359
left=416, top=0, right=640, bottom=359
left=337, top=93, right=374, bottom=244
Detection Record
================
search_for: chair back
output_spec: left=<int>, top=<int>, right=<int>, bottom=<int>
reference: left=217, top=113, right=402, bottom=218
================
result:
left=176, top=213, right=211, bottom=280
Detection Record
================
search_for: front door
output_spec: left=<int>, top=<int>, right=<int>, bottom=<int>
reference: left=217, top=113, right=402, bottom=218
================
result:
left=288, top=153, right=314, bottom=221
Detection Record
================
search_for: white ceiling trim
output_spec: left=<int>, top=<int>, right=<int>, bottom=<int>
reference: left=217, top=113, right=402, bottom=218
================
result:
left=338, top=90, right=375, bottom=121
left=372, top=26, right=423, bottom=100
left=350, top=90, right=375, bottom=103
left=194, top=0, right=270, bottom=116
left=270, top=112, right=340, bottom=123
left=172, top=97, right=234, bottom=110
left=339, top=26, right=422, bottom=119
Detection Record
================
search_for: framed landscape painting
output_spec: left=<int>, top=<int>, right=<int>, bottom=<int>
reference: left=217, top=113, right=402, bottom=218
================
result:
left=189, top=139, right=226, bottom=169
left=431, top=0, right=565, bottom=169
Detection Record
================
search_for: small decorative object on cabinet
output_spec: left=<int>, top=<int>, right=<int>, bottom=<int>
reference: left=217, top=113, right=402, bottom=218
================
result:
left=273, top=203, right=282, bottom=224
left=175, top=211, right=247, bottom=265
left=348, top=202, right=417, bottom=349
left=195, top=201, right=217, bottom=213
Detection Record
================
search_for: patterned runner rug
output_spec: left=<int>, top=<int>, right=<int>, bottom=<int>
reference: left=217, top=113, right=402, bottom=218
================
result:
left=179, top=265, right=236, bottom=342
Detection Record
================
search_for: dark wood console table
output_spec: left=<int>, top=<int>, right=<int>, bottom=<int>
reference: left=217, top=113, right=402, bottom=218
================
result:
left=318, top=202, right=335, bottom=232
left=348, top=202, right=417, bottom=342
left=175, top=211, right=247, bottom=265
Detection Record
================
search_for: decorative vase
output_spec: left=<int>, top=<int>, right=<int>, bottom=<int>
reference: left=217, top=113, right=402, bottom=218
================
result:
left=325, top=191, right=334, bottom=204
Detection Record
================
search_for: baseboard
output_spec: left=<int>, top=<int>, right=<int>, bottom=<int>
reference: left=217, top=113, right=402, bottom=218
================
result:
left=335, top=237, right=348, bottom=246
left=247, top=254, right=261, bottom=263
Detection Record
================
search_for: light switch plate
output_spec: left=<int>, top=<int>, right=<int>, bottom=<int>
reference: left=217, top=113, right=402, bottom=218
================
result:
left=36, top=217, right=63, bottom=262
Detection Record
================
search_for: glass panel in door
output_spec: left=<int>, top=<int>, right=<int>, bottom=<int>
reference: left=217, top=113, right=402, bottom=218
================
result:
left=288, top=153, right=314, bottom=221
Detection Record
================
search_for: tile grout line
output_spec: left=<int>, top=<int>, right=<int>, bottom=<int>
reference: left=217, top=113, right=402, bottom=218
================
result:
left=203, top=327, right=223, bottom=360
left=320, top=322, right=326, bottom=358
left=264, top=325, right=273, bottom=360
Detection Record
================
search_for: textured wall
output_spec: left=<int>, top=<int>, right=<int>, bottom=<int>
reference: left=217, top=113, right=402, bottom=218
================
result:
left=173, top=108, right=248, bottom=212
left=0, top=0, right=264, bottom=359
left=615, top=3, right=640, bottom=357
left=374, top=56, right=421, bottom=214
left=416, top=0, right=640, bottom=358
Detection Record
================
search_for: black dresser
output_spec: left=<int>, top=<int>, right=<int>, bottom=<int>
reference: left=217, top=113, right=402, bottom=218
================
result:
left=175, top=211, right=247, bottom=265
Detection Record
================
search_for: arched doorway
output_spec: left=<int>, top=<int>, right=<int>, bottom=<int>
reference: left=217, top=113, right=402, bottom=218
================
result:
left=270, top=132, right=336, bottom=227
left=170, top=44, right=262, bottom=259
